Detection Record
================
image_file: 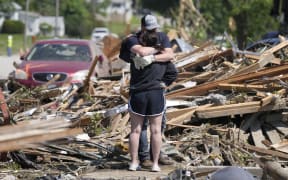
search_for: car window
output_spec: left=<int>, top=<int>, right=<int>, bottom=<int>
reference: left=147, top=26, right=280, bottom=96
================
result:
left=94, top=30, right=108, bottom=33
left=26, top=43, right=91, bottom=62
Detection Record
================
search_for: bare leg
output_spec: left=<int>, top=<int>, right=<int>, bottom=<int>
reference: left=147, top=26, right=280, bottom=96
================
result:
left=129, top=112, right=144, bottom=167
left=149, top=114, right=162, bottom=171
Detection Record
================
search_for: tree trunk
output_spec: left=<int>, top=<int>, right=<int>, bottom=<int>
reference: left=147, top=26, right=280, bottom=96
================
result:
left=234, top=12, right=248, bottom=50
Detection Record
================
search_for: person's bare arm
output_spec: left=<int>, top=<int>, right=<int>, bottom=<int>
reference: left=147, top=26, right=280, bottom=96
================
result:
left=154, top=47, right=174, bottom=62
left=131, top=44, right=156, bottom=56
left=131, top=45, right=173, bottom=61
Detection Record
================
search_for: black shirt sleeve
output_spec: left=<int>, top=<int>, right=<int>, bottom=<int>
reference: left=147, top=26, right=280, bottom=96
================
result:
left=162, top=62, right=178, bottom=86
left=158, top=32, right=171, bottom=48
left=119, top=35, right=139, bottom=63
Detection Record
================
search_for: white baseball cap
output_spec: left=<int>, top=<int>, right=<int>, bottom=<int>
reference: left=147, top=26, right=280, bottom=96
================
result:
left=143, top=14, right=160, bottom=30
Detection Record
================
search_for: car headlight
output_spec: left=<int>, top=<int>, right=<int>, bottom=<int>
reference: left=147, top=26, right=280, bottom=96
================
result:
left=15, top=69, right=28, bottom=80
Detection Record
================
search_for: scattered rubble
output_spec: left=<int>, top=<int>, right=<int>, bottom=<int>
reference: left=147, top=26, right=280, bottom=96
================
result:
left=1, top=33, right=288, bottom=179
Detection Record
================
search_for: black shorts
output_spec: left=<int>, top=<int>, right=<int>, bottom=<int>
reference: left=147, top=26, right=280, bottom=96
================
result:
left=129, top=89, right=165, bottom=116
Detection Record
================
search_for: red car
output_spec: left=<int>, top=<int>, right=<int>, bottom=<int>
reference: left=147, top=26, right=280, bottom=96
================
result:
left=11, top=39, right=110, bottom=89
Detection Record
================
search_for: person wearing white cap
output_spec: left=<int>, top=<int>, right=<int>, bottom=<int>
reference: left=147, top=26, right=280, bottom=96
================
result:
left=132, top=14, right=174, bottom=68
left=119, top=14, right=175, bottom=172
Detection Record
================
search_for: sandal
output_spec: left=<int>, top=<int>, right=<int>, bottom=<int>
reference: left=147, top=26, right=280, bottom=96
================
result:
left=128, top=163, right=140, bottom=171
left=151, top=165, right=161, bottom=172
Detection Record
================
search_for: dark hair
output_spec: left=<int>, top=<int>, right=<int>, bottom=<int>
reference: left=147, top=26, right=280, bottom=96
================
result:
left=141, top=31, right=158, bottom=46
left=140, top=31, right=164, bottom=51
left=141, top=13, right=152, bottom=27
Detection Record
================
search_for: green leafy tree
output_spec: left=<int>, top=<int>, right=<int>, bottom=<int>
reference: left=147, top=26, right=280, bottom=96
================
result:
left=140, top=0, right=278, bottom=49
left=39, top=22, right=53, bottom=36
left=0, top=0, right=17, bottom=17
left=31, top=1, right=56, bottom=16
left=200, top=0, right=278, bottom=49
left=141, top=0, right=179, bottom=16
left=90, top=0, right=111, bottom=17
left=60, top=0, right=94, bottom=38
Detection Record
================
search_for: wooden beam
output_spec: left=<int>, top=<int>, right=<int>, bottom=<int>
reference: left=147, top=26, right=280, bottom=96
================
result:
left=234, top=53, right=275, bottom=75
left=166, top=63, right=288, bottom=98
left=175, top=49, right=219, bottom=69
left=166, top=106, right=198, bottom=120
left=166, top=104, right=212, bottom=128
left=0, top=128, right=82, bottom=152
left=243, top=143, right=288, bottom=160
left=182, top=49, right=232, bottom=70
left=264, top=40, right=288, bottom=54
left=195, top=97, right=285, bottom=119
left=217, top=83, right=272, bottom=92
left=196, top=101, right=260, bottom=118
left=270, top=140, right=288, bottom=154
left=0, top=88, right=9, bottom=161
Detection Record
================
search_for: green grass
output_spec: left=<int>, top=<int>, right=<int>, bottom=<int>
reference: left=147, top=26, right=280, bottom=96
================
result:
left=105, top=16, right=141, bottom=38
left=0, top=34, right=42, bottom=56
left=0, top=34, right=78, bottom=56
left=0, top=16, right=140, bottom=55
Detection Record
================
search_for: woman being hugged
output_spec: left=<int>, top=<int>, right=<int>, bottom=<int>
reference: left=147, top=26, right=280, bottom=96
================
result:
left=120, top=14, right=175, bottom=172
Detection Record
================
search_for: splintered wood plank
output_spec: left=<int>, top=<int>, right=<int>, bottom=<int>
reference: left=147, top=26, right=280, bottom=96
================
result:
left=0, top=118, right=72, bottom=135
left=190, top=71, right=219, bottom=82
left=218, top=83, right=269, bottom=92
left=196, top=101, right=260, bottom=118
left=0, top=128, right=82, bottom=152
left=175, top=71, right=198, bottom=79
left=243, top=143, right=288, bottom=160
left=175, top=41, right=213, bottom=61
left=260, top=94, right=276, bottom=106
left=166, top=104, right=212, bottom=127
left=222, top=61, right=239, bottom=69
left=175, top=49, right=219, bottom=69
left=250, top=119, right=267, bottom=149
left=244, top=53, right=260, bottom=60
left=166, top=63, right=288, bottom=98
left=165, top=123, right=200, bottom=129
left=234, top=41, right=288, bottom=76
left=181, top=49, right=232, bottom=70
left=166, top=106, right=198, bottom=120
left=117, top=112, right=130, bottom=133
left=270, top=140, right=288, bottom=154
left=271, top=57, right=282, bottom=65
left=110, top=113, right=122, bottom=134
left=265, top=40, right=288, bottom=54
left=196, top=107, right=261, bottom=118
left=0, top=88, right=10, bottom=123
left=233, top=62, right=261, bottom=76
left=183, top=96, right=285, bottom=119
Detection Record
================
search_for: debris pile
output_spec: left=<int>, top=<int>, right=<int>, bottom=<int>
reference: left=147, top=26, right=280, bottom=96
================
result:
left=1, top=35, right=288, bottom=179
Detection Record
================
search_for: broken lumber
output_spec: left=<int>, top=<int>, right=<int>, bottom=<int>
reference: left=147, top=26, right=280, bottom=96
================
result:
left=167, top=63, right=288, bottom=97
